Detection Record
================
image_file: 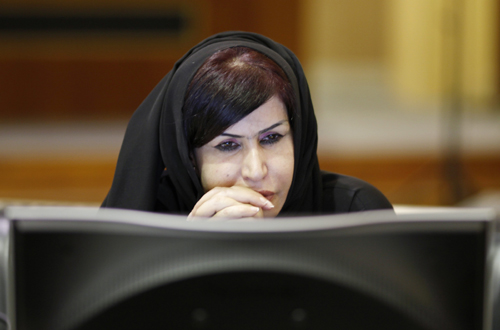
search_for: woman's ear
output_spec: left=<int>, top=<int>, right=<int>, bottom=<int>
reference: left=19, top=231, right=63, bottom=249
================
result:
left=189, top=152, right=199, bottom=176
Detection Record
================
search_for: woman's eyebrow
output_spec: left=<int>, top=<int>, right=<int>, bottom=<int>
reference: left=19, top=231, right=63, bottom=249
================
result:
left=258, top=120, right=287, bottom=135
left=220, top=120, right=288, bottom=139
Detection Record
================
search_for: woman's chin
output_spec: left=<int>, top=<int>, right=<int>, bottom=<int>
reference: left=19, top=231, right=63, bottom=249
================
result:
left=263, top=207, right=280, bottom=218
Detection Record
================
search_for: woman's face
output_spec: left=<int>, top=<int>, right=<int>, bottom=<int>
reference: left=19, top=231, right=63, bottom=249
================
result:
left=194, top=96, right=294, bottom=217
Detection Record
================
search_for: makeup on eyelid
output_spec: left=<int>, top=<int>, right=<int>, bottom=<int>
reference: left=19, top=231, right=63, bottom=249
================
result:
left=219, top=120, right=288, bottom=140
left=214, top=131, right=286, bottom=152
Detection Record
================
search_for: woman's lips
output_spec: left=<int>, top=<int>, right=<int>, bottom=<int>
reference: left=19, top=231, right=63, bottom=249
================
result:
left=258, top=190, right=275, bottom=201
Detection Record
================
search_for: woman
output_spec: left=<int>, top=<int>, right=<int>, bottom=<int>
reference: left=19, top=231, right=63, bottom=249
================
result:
left=102, top=31, right=392, bottom=218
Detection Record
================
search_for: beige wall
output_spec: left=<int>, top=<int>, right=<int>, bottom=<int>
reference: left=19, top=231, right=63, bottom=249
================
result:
left=299, top=0, right=389, bottom=116
left=386, top=0, right=444, bottom=102
left=461, top=0, right=498, bottom=103
left=387, top=0, right=497, bottom=106
left=300, top=0, right=498, bottom=108
left=300, top=0, right=387, bottom=62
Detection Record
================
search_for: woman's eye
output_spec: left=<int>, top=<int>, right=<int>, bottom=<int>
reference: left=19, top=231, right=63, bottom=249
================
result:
left=215, top=141, right=240, bottom=152
left=260, top=133, right=283, bottom=145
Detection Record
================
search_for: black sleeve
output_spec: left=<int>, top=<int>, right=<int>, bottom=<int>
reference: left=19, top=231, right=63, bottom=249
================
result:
left=155, top=172, right=188, bottom=215
left=321, top=171, right=393, bottom=214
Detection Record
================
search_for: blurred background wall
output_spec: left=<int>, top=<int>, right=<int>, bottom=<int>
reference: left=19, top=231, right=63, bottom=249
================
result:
left=1, top=0, right=499, bottom=207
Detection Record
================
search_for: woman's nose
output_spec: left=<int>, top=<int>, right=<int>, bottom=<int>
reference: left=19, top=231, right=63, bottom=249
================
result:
left=241, top=147, right=267, bottom=182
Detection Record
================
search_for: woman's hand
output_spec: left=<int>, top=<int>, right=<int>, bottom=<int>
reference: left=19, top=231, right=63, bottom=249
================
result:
left=187, top=186, right=274, bottom=221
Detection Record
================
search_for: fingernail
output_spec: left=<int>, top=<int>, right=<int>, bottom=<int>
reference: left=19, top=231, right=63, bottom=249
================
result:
left=251, top=206, right=260, bottom=213
left=260, top=198, right=274, bottom=209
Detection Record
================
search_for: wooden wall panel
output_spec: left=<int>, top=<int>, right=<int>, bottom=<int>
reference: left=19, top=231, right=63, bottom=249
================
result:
left=0, top=59, right=175, bottom=119
left=0, top=0, right=300, bottom=120
left=319, top=155, right=500, bottom=206
left=206, top=0, right=300, bottom=55
left=1, top=155, right=499, bottom=207
left=0, top=157, right=115, bottom=204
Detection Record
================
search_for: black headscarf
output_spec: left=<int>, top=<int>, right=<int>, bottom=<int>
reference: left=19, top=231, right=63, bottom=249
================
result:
left=102, top=31, right=323, bottom=215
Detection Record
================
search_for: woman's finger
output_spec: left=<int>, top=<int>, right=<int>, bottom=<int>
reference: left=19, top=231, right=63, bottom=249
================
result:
left=190, top=186, right=274, bottom=218
left=212, top=204, right=261, bottom=219
left=191, top=195, right=246, bottom=218
left=188, top=203, right=260, bottom=221
left=201, top=186, right=273, bottom=208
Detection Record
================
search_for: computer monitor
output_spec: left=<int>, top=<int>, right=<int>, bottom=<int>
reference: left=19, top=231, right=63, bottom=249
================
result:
left=0, top=217, right=9, bottom=330
left=3, top=206, right=497, bottom=330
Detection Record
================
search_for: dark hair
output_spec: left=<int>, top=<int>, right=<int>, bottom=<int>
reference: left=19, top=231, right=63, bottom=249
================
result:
left=183, top=46, right=296, bottom=149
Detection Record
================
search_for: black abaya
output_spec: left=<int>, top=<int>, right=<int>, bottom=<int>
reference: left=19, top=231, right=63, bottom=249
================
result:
left=102, top=31, right=392, bottom=215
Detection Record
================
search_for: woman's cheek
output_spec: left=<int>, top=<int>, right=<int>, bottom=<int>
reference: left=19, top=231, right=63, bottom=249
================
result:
left=200, top=162, right=238, bottom=191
